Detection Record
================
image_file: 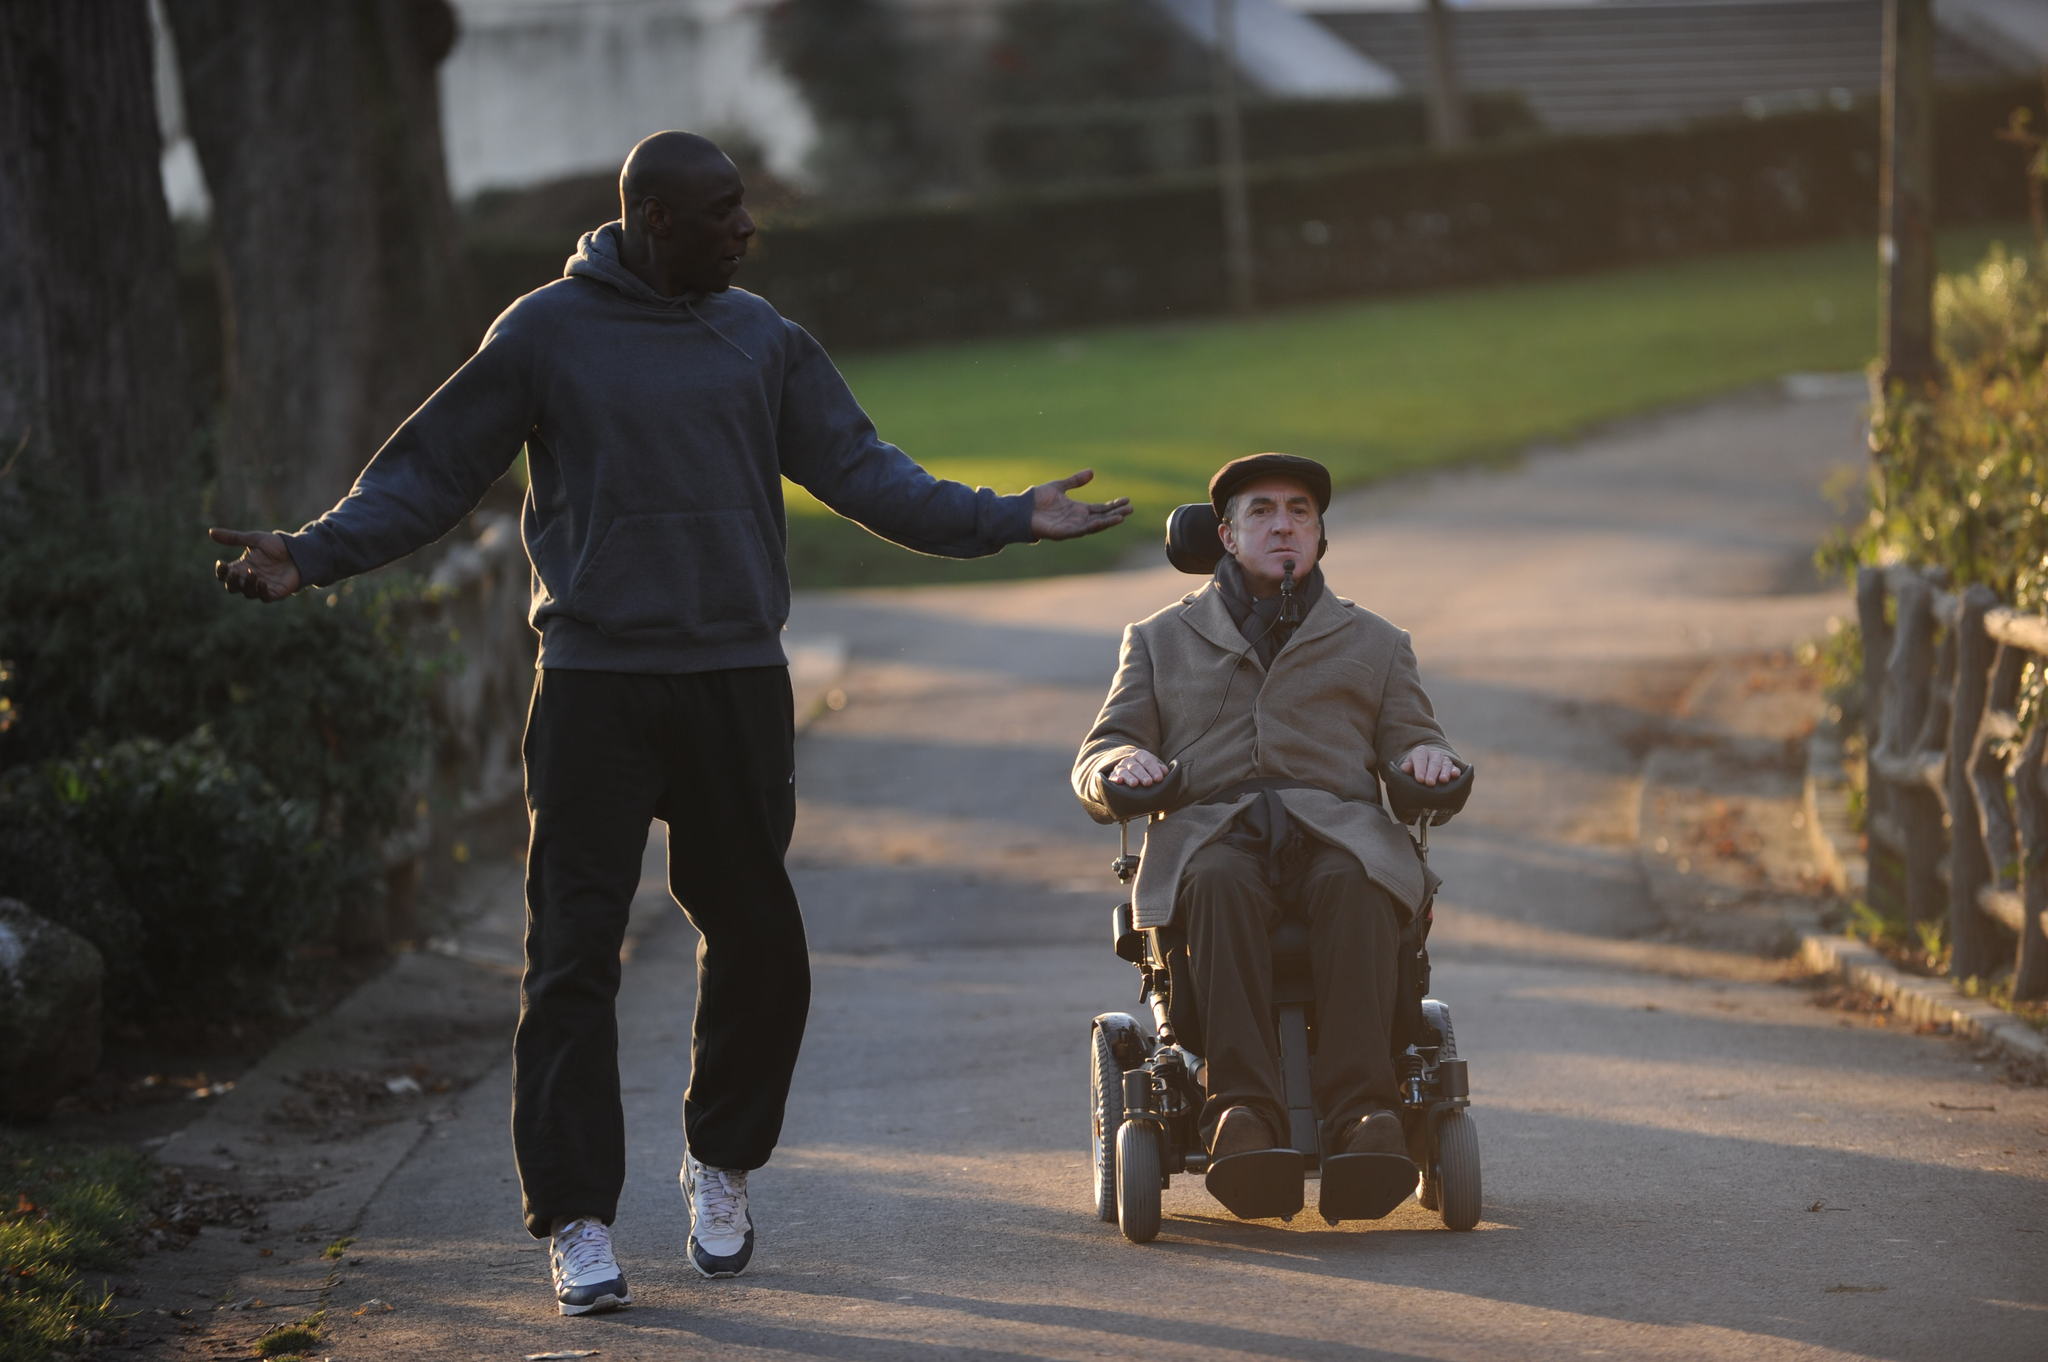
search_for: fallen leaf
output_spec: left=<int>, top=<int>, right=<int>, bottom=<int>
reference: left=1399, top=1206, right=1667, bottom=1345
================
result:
left=354, top=1298, right=394, bottom=1316
left=1806, top=1201, right=1826, bottom=1212
left=1824, top=1284, right=1887, bottom=1294
left=1930, top=1101, right=1996, bottom=1112
left=525, top=1352, right=600, bottom=1360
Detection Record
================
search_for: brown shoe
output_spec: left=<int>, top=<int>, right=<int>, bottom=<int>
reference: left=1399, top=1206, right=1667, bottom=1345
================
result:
left=1341, top=1109, right=1406, bottom=1158
left=1209, top=1105, right=1278, bottom=1159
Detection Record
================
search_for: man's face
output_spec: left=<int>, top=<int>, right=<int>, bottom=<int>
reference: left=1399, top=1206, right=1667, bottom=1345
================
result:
left=1218, top=474, right=1322, bottom=595
left=645, top=155, right=756, bottom=293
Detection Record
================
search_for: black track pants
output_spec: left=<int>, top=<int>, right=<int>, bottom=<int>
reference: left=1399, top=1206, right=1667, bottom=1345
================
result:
left=512, top=666, right=808, bottom=1239
left=1179, top=837, right=1402, bottom=1150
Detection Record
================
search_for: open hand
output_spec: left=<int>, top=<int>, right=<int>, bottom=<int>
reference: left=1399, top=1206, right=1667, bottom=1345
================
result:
left=210, top=527, right=302, bottom=602
left=1029, top=469, right=1132, bottom=541
left=1401, top=745, right=1461, bottom=787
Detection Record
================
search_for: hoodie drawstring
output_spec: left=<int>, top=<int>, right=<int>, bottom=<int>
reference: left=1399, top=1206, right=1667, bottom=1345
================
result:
left=685, top=300, right=755, bottom=362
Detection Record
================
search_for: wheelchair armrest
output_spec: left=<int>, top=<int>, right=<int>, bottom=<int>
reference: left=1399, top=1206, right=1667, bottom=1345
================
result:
left=1099, top=760, right=1186, bottom=821
left=1383, top=759, right=1475, bottom=826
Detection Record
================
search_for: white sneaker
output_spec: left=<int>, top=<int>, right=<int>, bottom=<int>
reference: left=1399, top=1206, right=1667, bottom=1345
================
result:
left=549, top=1217, right=630, bottom=1316
left=681, top=1153, right=755, bottom=1278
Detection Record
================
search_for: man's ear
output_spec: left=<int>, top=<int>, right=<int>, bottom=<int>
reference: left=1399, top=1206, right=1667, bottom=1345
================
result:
left=640, top=196, right=671, bottom=237
left=1217, top=520, right=1236, bottom=556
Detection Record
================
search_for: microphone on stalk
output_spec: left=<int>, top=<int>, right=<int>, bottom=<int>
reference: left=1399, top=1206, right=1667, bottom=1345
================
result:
left=1279, top=558, right=1299, bottom=625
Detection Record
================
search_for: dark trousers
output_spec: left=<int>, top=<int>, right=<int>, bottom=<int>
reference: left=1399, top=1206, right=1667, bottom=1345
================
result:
left=1179, top=837, right=1402, bottom=1149
left=512, top=666, right=809, bottom=1239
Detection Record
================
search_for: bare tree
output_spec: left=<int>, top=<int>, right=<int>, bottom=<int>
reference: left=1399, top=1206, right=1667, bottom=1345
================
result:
left=0, top=0, right=192, bottom=508
left=165, top=0, right=471, bottom=525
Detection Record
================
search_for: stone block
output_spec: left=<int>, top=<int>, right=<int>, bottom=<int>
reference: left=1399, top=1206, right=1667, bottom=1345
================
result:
left=0, top=896, right=104, bottom=1119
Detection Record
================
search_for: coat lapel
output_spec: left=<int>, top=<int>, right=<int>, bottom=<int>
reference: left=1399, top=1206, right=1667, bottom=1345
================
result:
left=1272, top=587, right=1352, bottom=660
left=1177, top=582, right=1255, bottom=661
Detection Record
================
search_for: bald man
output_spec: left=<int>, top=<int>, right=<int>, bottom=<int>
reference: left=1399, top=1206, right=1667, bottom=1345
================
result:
left=210, top=131, right=1130, bottom=1316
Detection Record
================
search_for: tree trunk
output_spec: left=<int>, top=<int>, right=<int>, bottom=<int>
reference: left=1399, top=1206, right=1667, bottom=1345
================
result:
left=1421, top=0, right=1469, bottom=151
left=1879, top=0, right=1936, bottom=391
left=0, top=0, right=193, bottom=509
left=165, top=0, right=470, bottom=528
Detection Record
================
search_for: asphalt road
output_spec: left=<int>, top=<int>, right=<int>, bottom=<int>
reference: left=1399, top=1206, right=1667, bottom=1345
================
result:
left=320, top=383, right=2048, bottom=1361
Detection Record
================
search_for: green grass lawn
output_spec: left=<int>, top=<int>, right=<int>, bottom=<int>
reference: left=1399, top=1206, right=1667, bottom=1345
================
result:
left=785, top=225, right=2026, bottom=588
left=0, top=1131, right=155, bottom=1362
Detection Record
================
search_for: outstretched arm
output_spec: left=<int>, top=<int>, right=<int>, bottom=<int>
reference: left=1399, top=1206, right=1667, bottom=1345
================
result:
left=779, top=321, right=1128, bottom=556
left=210, top=307, right=539, bottom=599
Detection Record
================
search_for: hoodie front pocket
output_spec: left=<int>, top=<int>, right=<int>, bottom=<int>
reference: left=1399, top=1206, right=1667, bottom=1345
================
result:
left=570, top=511, right=783, bottom=638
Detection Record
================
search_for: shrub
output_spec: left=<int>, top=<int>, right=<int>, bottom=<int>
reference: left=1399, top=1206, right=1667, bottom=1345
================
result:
left=1, top=733, right=325, bottom=1015
left=1823, top=235, right=2048, bottom=750
left=0, top=796, right=141, bottom=1006
left=0, top=475, right=436, bottom=1017
left=1841, top=242, right=2048, bottom=616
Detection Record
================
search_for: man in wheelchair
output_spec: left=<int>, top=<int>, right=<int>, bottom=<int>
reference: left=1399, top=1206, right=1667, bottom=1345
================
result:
left=1072, top=453, right=1465, bottom=1223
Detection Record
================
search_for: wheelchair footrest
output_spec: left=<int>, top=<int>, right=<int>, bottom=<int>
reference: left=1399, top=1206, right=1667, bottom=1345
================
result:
left=1204, top=1149, right=1305, bottom=1221
left=1318, top=1153, right=1418, bottom=1224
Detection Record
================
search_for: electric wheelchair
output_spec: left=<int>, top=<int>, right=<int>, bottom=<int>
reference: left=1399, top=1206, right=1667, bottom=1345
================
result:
left=1085, top=503, right=1481, bottom=1244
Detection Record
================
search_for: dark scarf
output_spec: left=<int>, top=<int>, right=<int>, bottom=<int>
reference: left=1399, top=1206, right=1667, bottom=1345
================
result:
left=1213, top=555, right=1325, bottom=669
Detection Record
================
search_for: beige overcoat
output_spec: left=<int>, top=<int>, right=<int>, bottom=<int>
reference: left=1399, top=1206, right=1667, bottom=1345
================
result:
left=1072, top=579, right=1455, bottom=929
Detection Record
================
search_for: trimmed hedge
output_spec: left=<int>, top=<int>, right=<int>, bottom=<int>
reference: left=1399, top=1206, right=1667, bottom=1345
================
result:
left=980, top=91, right=1537, bottom=186
left=465, top=77, right=2038, bottom=352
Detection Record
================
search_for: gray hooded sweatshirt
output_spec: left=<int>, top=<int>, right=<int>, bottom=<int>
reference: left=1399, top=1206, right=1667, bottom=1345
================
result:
left=281, top=223, right=1036, bottom=673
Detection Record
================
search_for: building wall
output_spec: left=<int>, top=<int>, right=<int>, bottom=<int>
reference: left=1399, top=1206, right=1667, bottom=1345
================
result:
left=438, top=0, right=816, bottom=199
left=155, top=0, right=820, bottom=218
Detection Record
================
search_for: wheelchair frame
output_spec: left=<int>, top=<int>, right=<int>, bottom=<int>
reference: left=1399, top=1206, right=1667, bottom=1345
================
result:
left=1089, top=793, right=1481, bottom=1242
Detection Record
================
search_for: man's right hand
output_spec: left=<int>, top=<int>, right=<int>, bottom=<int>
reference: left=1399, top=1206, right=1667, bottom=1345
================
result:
left=210, top=528, right=302, bottom=603
left=1108, top=749, right=1169, bottom=787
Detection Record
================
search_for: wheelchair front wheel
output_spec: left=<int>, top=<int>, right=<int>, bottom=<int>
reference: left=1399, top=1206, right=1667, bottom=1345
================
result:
left=1434, top=1110, right=1481, bottom=1231
left=1115, top=1120, right=1163, bottom=1243
left=1089, top=1026, right=1121, bottom=1222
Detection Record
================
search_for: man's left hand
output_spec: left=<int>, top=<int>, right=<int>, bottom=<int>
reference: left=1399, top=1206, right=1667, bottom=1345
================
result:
left=1029, top=469, right=1132, bottom=541
left=1401, top=745, right=1461, bottom=787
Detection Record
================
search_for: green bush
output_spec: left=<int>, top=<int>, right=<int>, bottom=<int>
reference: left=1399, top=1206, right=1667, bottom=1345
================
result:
left=0, top=479, right=435, bottom=1018
left=1824, top=237, right=2048, bottom=746
left=0, top=798, right=140, bottom=1005
left=1, top=733, right=326, bottom=1014
left=1840, top=242, right=2048, bottom=616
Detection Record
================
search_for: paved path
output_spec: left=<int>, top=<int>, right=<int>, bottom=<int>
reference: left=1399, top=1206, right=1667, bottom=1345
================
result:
left=201, top=384, right=2048, bottom=1361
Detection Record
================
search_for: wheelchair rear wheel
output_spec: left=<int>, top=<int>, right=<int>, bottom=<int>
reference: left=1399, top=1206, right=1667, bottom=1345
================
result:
left=1114, top=1120, right=1163, bottom=1243
left=1434, top=1110, right=1481, bottom=1231
left=1089, top=1026, right=1121, bottom=1222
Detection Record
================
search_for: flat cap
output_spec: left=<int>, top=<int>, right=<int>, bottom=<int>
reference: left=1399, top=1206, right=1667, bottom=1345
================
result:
left=1209, top=452, right=1332, bottom=518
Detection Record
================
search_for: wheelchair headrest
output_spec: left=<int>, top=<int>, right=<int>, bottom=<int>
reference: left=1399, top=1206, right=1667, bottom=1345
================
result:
left=1165, top=503, right=1225, bottom=575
